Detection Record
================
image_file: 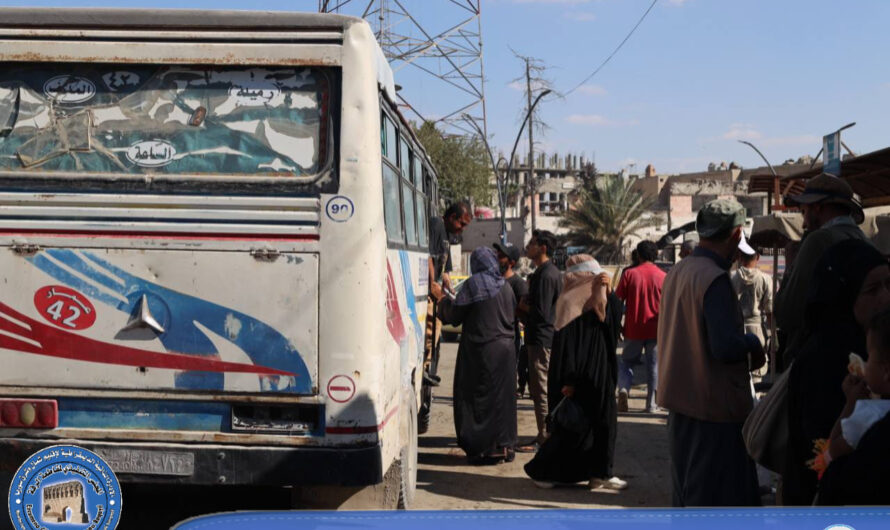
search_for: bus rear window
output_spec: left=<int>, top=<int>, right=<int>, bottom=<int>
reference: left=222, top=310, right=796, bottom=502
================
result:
left=0, top=64, right=335, bottom=180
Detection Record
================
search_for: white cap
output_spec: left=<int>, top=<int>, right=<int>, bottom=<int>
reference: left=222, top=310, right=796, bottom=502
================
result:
left=738, top=231, right=756, bottom=256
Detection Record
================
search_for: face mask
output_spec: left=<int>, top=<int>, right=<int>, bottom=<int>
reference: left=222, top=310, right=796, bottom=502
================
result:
left=499, top=262, right=509, bottom=274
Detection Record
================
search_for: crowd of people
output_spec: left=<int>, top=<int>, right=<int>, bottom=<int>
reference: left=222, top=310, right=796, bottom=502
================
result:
left=422, top=171, right=890, bottom=505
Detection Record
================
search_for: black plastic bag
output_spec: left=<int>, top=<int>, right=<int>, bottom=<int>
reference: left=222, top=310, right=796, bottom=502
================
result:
left=547, top=396, right=590, bottom=435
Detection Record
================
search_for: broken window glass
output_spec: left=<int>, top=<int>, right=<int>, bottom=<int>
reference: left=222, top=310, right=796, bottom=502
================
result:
left=0, top=64, right=336, bottom=179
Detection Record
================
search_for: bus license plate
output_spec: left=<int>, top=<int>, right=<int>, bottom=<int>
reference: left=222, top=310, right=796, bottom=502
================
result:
left=97, top=448, right=195, bottom=476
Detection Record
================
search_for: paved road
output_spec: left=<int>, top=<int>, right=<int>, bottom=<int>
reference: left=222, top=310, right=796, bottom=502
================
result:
left=414, top=341, right=671, bottom=510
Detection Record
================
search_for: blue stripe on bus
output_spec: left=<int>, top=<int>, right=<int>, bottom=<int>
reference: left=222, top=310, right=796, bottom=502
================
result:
left=397, top=251, right=424, bottom=348
left=28, top=249, right=312, bottom=394
left=58, top=398, right=230, bottom=432
left=172, top=508, right=890, bottom=530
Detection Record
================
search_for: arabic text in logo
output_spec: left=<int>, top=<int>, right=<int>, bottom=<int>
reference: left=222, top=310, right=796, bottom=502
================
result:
left=8, top=445, right=122, bottom=530
left=126, top=140, right=176, bottom=168
left=43, top=76, right=96, bottom=104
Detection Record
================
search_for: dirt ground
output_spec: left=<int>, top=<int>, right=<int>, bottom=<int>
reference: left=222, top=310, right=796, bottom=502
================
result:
left=413, top=341, right=671, bottom=510
left=0, top=343, right=670, bottom=530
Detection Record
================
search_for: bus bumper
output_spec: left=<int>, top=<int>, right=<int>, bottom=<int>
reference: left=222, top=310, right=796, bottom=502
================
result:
left=0, top=437, right=383, bottom=487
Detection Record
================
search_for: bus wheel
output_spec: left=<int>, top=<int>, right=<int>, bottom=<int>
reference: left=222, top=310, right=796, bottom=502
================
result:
left=397, top=391, right=418, bottom=509
left=418, top=382, right=431, bottom=434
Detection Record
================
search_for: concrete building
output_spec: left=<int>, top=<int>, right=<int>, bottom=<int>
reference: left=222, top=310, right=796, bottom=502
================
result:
left=495, top=152, right=591, bottom=236
left=486, top=151, right=816, bottom=263
left=632, top=160, right=814, bottom=232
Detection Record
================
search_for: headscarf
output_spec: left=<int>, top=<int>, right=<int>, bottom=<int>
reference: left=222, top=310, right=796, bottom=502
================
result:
left=553, top=254, right=610, bottom=331
left=453, top=246, right=505, bottom=306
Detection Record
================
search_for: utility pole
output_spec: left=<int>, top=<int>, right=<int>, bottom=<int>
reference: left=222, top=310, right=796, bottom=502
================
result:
left=526, top=58, right=537, bottom=233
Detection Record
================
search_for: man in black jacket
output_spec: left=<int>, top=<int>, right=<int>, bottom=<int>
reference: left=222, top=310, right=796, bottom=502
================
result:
left=517, top=230, right=562, bottom=452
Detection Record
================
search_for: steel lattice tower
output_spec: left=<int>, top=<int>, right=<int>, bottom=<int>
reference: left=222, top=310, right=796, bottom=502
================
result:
left=319, top=0, right=488, bottom=137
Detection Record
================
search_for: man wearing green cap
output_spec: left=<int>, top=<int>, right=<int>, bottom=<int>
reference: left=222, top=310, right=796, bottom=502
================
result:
left=657, top=199, right=766, bottom=507
left=774, top=173, right=869, bottom=369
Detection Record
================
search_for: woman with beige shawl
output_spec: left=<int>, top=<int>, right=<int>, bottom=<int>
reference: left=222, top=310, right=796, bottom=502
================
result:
left=524, top=254, right=628, bottom=490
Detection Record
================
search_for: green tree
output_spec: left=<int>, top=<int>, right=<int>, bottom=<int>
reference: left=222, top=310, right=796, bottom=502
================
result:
left=414, top=121, right=492, bottom=206
left=560, top=175, right=662, bottom=262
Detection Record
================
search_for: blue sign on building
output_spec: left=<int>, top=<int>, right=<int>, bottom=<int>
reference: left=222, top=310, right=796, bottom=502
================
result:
left=823, top=131, right=841, bottom=176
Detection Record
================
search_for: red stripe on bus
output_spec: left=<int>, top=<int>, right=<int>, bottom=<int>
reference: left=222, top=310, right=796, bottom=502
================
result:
left=325, top=406, right=399, bottom=435
left=0, top=301, right=294, bottom=377
left=0, top=229, right=319, bottom=242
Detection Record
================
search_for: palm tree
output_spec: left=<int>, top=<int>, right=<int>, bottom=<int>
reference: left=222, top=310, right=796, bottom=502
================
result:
left=560, top=175, right=662, bottom=262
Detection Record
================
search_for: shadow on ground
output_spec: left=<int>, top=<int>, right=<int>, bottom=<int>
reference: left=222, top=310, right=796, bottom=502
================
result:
left=417, top=419, right=671, bottom=509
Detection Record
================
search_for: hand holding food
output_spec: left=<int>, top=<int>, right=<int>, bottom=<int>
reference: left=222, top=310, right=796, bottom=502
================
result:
left=848, top=353, right=866, bottom=377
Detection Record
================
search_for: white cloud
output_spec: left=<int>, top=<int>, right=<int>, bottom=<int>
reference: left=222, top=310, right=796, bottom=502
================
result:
left=576, top=84, right=607, bottom=96
left=566, top=114, right=638, bottom=127
left=759, top=134, right=821, bottom=148
left=513, top=0, right=591, bottom=4
left=722, top=123, right=762, bottom=141
left=508, top=80, right=549, bottom=92
left=564, top=11, right=596, bottom=22
left=567, top=114, right=610, bottom=126
left=716, top=124, right=819, bottom=148
left=667, top=0, right=689, bottom=6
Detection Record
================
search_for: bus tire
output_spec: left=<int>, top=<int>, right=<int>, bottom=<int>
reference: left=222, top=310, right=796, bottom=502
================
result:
left=397, top=391, right=418, bottom=509
left=418, top=382, right=431, bottom=434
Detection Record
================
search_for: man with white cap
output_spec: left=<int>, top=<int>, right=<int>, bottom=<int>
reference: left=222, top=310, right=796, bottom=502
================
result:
left=774, top=173, right=870, bottom=369
left=657, top=199, right=765, bottom=507
left=731, top=234, right=772, bottom=351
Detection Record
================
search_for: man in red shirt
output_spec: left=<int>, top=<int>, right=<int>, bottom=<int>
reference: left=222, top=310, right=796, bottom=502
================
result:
left=615, top=240, right=666, bottom=413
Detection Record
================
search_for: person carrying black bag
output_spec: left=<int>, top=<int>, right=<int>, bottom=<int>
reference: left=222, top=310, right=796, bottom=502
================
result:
left=523, top=254, right=627, bottom=491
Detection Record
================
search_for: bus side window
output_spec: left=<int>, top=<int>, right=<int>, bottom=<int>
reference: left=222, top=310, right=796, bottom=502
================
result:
left=399, top=135, right=410, bottom=181
left=382, top=115, right=397, bottom=164
left=416, top=189, right=428, bottom=248
left=383, top=163, right=403, bottom=244
left=402, top=146, right=417, bottom=246
left=414, top=157, right=423, bottom=193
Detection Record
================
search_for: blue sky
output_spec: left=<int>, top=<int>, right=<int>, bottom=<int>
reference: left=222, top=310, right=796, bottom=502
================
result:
left=4, top=0, right=889, bottom=174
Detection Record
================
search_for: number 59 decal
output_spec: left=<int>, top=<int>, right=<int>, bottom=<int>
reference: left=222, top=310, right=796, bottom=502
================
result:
left=34, top=285, right=97, bottom=330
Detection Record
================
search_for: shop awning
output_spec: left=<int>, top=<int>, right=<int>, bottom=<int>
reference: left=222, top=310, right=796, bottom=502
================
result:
left=781, top=146, right=890, bottom=207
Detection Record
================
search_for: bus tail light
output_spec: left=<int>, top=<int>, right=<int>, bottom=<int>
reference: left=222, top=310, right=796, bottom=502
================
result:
left=0, top=399, right=58, bottom=429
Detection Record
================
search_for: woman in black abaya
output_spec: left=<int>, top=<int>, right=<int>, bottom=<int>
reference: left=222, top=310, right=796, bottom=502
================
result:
left=433, top=246, right=517, bottom=464
left=524, top=254, right=627, bottom=490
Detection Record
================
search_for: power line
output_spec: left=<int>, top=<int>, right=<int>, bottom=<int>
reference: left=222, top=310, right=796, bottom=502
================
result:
left=562, top=0, right=659, bottom=97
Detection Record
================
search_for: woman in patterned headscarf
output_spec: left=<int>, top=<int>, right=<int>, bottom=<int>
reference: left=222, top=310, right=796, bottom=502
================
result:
left=432, top=246, right=517, bottom=463
left=524, top=254, right=628, bottom=490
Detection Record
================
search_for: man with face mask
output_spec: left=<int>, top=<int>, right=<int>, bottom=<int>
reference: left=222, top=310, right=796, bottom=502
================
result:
left=657, top=199, right=766, bottom=507
left=494, top=242, right=529, bottom=397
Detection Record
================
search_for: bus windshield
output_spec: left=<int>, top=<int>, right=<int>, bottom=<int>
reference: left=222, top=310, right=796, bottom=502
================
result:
left=0, top=64, right=335, bottom=179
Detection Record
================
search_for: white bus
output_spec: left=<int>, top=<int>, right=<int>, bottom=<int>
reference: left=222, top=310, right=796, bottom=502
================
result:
left=0, top=8, right=434, bottom=508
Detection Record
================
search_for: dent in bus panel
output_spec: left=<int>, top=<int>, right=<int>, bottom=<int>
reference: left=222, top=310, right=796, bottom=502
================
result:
left=0, top=63, right=335, bottom=181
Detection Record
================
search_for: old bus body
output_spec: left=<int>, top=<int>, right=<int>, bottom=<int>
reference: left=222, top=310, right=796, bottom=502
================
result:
left=0, top=8, right=432, bottom=506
